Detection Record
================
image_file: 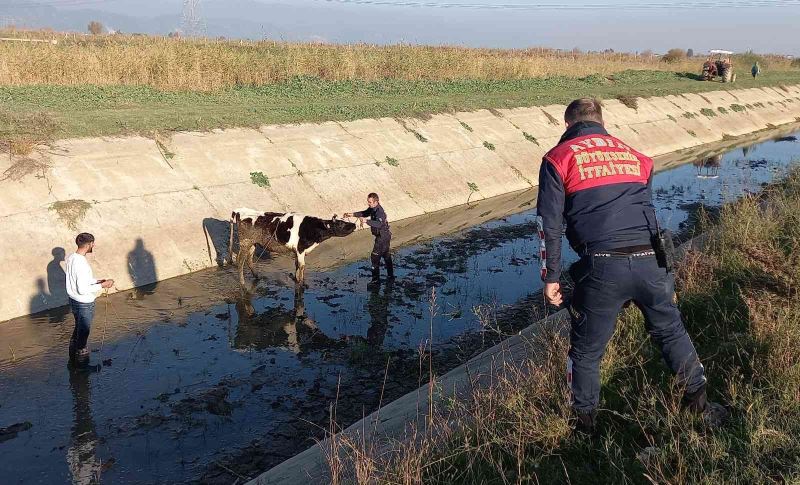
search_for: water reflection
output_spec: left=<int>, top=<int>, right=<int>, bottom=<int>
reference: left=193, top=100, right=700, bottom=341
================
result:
left=67, top=366, right=102, bottom=485
left=233, top=285, right=333, bottom=352
left=693, top=153, right=723, bottom=179
left=366, top=281, right=395, bottom=347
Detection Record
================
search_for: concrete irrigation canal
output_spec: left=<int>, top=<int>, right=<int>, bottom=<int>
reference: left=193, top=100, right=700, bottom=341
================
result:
left=1, top=123, right=799, bottom=484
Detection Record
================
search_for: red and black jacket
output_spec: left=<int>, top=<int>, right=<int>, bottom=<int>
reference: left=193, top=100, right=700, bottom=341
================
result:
left=536, top=121, right=655, bottom=283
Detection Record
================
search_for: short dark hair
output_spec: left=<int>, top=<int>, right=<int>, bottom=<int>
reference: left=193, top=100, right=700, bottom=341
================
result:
left=75, top=233, right=95, bottom=248
left=367, top=192, right=379, bottom=201
left=564, top=98, right=603, bottom=125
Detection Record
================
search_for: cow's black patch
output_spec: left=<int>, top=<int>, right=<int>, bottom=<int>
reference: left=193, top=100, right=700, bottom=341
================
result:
left=297, top=217, right=328, bottom=254
left=275, top=216, right=293, bottom=245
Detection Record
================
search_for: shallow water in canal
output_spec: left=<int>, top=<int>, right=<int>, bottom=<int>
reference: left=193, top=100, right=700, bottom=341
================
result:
left=1, top=128, right=799, bottom=484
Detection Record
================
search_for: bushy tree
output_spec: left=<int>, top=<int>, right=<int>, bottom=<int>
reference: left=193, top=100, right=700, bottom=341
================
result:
left=88, top=21, right=103, bottom=35
left=661, top=48, right=686, bottom=63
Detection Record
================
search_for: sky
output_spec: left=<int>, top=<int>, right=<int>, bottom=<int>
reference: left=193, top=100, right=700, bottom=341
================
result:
left=1, top=0, right=798, bottom=55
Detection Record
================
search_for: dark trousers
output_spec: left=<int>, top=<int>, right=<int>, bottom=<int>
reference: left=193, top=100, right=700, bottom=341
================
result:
left=370, top=233, right=393, bottom=279
left=568, top=254, right=706, bottom=414
left=69, top=299, right=95, bottom=353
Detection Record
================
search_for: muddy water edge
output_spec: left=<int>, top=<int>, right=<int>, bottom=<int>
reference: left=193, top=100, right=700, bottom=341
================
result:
left=1, top=125, right=799, bottom=484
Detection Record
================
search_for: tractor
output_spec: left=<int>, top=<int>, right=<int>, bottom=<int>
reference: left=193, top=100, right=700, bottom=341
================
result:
left=702, top=50, right=736, bottom=83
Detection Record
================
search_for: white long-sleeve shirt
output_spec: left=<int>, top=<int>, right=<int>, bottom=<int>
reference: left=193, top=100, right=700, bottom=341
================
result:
left=65, top=253, right=103, bottom=303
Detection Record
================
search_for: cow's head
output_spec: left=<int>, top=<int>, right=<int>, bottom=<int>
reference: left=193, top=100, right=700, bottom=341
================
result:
left=326, top=214, right=356, bottom=237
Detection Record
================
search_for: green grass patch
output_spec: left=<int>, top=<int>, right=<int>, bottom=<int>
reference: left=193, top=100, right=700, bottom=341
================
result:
left=717, top=107, right=728, bottom=115
left=683, top=111, right=696, bottom=119
left=1, top=70, right=799, bottom=140
left=700, top=108, right=717, bottom=117
left=730, top=104, right=747, bottom=112
left=482, top=141, right=495, bottom=151
left=459, top=121, right=473, bottom=132
left=384, top=156, right=399, bottom=167
left=249, top=171, right=270, bottom=188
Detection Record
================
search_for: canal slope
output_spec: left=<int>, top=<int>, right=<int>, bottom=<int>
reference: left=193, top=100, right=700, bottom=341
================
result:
left=2, top=85, right=800, bottom=322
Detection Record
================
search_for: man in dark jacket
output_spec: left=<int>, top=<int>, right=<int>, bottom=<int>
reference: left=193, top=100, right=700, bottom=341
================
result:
left=537, top=98, right=725, bottom=432
left=345, top=192, right=394, bottom=283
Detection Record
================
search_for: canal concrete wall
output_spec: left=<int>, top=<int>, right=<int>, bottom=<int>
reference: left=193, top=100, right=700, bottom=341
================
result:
left=2, top=85, right=800, bottom=323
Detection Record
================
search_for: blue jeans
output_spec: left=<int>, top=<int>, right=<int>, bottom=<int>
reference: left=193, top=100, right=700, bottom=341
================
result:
left=69, top=299, right=95, bottom=352
left=568, top=254, right=707, bottom=414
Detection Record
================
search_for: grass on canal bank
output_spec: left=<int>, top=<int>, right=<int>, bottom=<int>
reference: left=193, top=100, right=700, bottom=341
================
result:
left=3, top=69, right=800, bottom=152
left=324, top=165, right=800, bottom=484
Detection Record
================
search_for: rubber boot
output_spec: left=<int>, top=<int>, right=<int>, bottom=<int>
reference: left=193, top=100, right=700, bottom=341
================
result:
left=682, top=385, right=729, bottom=428
left=385, top=256, right=394, bottom=280
left=572, top=409, right=597, bottom=436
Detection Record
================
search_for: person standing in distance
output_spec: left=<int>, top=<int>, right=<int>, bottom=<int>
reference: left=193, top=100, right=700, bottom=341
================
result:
left=344, top=192, right=394, bottom=284
left=65, top=233, right=114, bottom=365
left=536, top=98, right=726, bottom=432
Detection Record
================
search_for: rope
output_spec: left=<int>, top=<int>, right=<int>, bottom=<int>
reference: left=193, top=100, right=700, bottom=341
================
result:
left=96, top=288, right=112, bottom=362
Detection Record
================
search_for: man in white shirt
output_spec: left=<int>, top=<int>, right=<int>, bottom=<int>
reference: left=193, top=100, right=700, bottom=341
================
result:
left=65, top=233, right=114, bottom=365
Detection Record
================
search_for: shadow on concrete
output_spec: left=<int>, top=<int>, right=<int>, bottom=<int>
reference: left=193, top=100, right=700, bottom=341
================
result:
left=204, top=217, right=273, bottom=270
left=28, top=247, right=70, bottom=322
left=127, top=238, right=158, bottom=299
left=203, top=217, right=231, bottom=267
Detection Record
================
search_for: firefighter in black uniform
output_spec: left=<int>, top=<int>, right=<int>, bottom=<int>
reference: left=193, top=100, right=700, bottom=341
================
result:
left=537, top=98, right=727, bottom=432
left=344, top=192, right=394, bottom=284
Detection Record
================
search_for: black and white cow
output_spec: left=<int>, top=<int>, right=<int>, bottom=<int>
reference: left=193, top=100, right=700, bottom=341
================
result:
left=230, top=208, right=356, bottom=286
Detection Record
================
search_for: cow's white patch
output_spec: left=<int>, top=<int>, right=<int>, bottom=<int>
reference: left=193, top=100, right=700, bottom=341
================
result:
left=232, top=207, right=263, bottom=223
left=282, top=213, right=306, bottom=251
left=301, top=242, right=319, bottom=255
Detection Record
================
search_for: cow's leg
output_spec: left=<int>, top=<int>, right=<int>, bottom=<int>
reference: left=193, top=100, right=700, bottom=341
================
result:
left=237, top=240, right=253, bottom=287
left=228, top=219, right=235, bottom=266
left=295, top=252, right=308, bottom=287
left=247, top=245, right=258, bottom=280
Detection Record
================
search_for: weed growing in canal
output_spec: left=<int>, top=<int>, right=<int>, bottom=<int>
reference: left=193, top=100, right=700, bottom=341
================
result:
left=667, top=114, right=677, bottom=122
left=466, top=182, right=480, bottom=205
left=49, top=199, right=92, bottom=230
left=523, top=132, right=540, bottom=145
left=718, top=107, right=729, bottom=115
left=385, top=156, right=400, bottom=167
left=459, top=121, right=473, bottom=132
left=730, top=104, right=747, bottom=112
left=542, top=110, right=561, bottom=126
left=250, top=171, right=270, bottom=188
left=700, top=108, right=717, bottom=117
left=482, top=141, right=495, bottom=151
left=686, top=130, right=697, bottom=137
left=155, top=139, right=175, bottom=160
left=683, top=111, right=696, bottom=119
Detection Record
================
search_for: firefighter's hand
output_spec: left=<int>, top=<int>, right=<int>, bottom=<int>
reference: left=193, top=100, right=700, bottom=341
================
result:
left=544, top=282, right=563, bottom=306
